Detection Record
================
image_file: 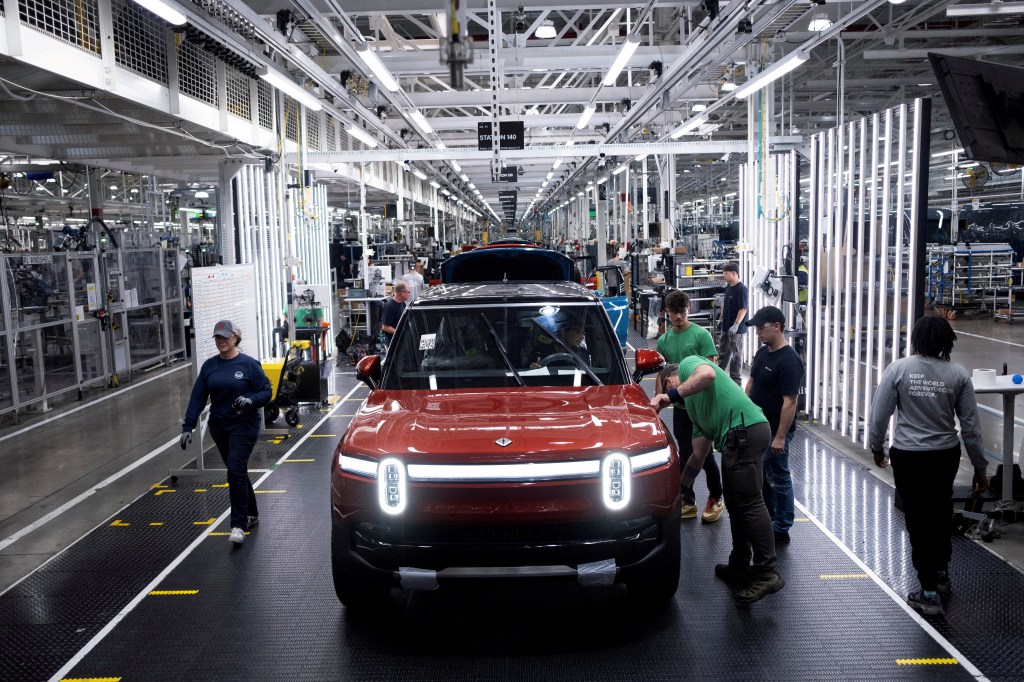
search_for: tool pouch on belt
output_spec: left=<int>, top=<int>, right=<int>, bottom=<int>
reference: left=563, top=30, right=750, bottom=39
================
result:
left=725, top=415, right=747, bottom=451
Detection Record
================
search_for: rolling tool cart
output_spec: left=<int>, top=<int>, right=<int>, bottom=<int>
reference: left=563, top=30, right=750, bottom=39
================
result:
left=261, top=340, right=309, bottom=427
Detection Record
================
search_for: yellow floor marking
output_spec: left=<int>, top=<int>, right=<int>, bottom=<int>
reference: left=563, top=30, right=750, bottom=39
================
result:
left=109, top=520, right=130, bottom=527
left=212, top=483, right=228, bottom=488
left=61, top=677, right=122, bottom=682
left=795, top=517, right=809, bottom=522
left=327, top=415, right=346, bottom=418
left=151, top=484, right=169, bottom=489
left=326, top=395, right=341, bottom=404
left=338, top=413, right=357, bottom=417
left=269, top=439, right=284, bottom=444
left=194, top=488, right=207, bottom=493
left=819, top=573, right=869, bottom=580
left=308, top=434, right=336, bottom=438
left=210, top=531, right=250, bottom=536
left=148, top=589, right=199, bottom=596
left=149, top=522, right=164, bottom=527
left=193, top=517, right=217, bottom=526
left=895, top=658, right=958, bottom=665
left=343, top=397, right=365, bottom=401
left=255, top=489, right=286, bottom=493
left=153, top=490, right=175, bottom=496
left=284, top=459, right=315, bottom=463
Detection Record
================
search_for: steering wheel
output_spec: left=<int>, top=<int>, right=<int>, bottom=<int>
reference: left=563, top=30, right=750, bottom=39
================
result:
left=538, top=352, right=578, bottom=367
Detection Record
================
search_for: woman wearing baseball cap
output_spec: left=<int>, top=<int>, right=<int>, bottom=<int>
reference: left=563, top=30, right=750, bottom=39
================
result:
left=180, top=320, right=272, bottom=545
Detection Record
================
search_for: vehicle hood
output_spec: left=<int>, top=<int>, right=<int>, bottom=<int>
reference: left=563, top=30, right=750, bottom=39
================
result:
left=341, top=385, right=668, bottom=463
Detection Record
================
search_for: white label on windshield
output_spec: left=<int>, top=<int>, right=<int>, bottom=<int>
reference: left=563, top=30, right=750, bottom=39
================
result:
left=419, top=333, right=437, bottom=350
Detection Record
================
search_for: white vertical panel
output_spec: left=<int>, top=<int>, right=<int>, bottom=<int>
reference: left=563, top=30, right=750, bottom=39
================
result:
left=862, top=113, right=881, bottom=447
left=892, top=103, right=908, bottom=363
left=850, top=119, right=868, bottom=443
left=876, top=109, right=893, bottom=393
left=823, top=127, right=836, bottom=426
left=906, top=100, right=924, bottom=357
left=840, top=121, right=856, bottom=436
left=807, top=135, right=821, bottom=420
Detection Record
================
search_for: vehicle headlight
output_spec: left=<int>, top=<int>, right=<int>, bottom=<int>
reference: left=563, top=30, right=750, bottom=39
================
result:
left=377, top=458, right=407, bottom=515
left=338, top=454, right=378, bottom=478
left=629, top=446, right=672, bottom=472
left=601, top=453, right=631, bottom=510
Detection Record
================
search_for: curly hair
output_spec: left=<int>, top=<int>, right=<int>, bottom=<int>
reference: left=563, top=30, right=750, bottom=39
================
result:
left=664, top=290, right=691, bottom=313
left=910, top=316, right=956, bottom=360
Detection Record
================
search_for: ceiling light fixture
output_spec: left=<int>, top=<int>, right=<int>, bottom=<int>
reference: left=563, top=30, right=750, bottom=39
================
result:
left=612, top=161, right=630, bottom=175
left=807, top=11, right=832, bottom=31
left=576, top=104, right=597, bottom=129
left=346, top=124, right=379, bottom=148
left=670, top=115, right=708, bottom=139
left=535, top=19, right=557, bottom=39
left=131, top=0, right=186, bottom=25
left=409, top=109, right=433, bottom=135
left=692, top=103, right=708, bottom=112
left=412, top=168, right=428, bottom=181
left=258, top=66, right=323, bottom=111
left=734, top=50, right=809, bottom=99
left=603, top=37, right=641, bottom=86
left=552, top=158, right=562, bottom=169
left=355, top=42, right=400, bottom=92
left=720, top=81, right=737, bottom=92
left=946, top=1, right=1024, bottom=15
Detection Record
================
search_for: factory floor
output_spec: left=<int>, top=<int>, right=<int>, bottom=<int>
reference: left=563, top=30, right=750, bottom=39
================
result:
left=0, top=315, right=1021, bottom=681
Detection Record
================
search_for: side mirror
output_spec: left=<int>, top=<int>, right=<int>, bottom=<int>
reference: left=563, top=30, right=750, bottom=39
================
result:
left=633, top=348, right=665, bottom=383
left=355, top=355, right=382, bottom=389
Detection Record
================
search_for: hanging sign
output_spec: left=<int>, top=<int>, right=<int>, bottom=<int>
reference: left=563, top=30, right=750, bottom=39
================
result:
left=478, top=121, right=525, bottom=150
left=497, top=166, right=519, bottom=183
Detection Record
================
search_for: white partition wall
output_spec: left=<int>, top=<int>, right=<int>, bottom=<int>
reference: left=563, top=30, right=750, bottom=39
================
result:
left=739, top=150, right=799, bottom=371
left=806, top=99, right=930, bottom=444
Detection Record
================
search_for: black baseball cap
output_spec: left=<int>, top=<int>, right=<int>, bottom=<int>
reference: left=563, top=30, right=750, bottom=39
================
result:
left=749, top=306, right=785, bottom=327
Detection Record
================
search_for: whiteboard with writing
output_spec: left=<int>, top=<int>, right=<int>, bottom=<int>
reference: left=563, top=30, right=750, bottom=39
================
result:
left=191, top=264, right=259, bottom=373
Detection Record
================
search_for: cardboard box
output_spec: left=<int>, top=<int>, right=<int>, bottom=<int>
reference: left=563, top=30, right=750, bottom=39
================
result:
left=674, top=246, right=689, bottom=254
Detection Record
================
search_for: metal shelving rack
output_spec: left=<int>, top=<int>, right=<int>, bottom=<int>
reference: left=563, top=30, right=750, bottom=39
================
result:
left=927, top=243, right=1015, bottom=312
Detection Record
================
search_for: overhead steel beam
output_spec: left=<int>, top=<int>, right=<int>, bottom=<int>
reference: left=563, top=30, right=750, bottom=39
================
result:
left=407, top=84, right=718, bottom=108
left=292, top=137, right=802, bottom=163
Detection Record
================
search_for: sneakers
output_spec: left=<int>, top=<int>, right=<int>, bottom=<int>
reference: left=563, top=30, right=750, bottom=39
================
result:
left=936, top=571, right=951, bottom=596
left=228, top=527, right=245, bottom=544
left=735, top=572, right=785, bottom=603
left=907, top=589, right=943, bottom=615
left=701, top=498, right=725, bottom=523
left=247, top=515, right=259, bottom=530
left=680, top=502, right=698, bottom=519
left=714, top=563, right=750, bottom=584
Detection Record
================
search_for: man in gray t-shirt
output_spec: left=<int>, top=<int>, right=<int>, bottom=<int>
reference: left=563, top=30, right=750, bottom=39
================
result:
left=868, top=316, right=987, bottom=617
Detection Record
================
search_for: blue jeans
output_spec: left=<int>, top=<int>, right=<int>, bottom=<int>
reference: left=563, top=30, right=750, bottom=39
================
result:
left=209, top=419, right=260, bottom=530
left=762, top=430, right=795, bottom=533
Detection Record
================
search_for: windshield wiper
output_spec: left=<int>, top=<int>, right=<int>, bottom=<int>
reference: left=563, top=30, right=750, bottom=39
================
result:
left=528, top=318, right=603, bottom=386
left=478, top=314, right=526, bottom=387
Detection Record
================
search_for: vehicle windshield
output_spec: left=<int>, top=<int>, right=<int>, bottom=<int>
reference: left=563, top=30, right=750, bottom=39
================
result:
left=382, top=303, right=629, bottom=390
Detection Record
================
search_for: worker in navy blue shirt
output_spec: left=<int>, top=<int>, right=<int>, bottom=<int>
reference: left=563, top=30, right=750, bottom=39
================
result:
left=745, top=306, right=804, bottom=545
left=181, top=320, right=272, bottom=545
left=718, top=261, right=748, bottom=384
left=380, top=280, right=410, bottom=349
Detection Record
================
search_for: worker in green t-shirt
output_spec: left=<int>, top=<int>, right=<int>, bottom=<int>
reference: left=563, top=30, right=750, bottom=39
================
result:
left=655, top=289, right=724, bottom=523
left=651, top=356, right=783, bottom=605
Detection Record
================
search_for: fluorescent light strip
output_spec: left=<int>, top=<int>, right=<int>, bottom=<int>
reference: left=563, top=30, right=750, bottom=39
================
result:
left=409, top=109, right=433, bottom=135
left=603, top=37, right=641, bottom=86
left=412, top=168, right=428, bottom=181
left=613, top=161, right=629, bottom=175
left=576, top=104, right=596, bottom=129
left=735, top=51, right=809, bottom=100
left=131, top=0, right=186, bottom=24
left=356, top=43, right=400, bottom=92
left=346, top=124, right=379, bottom=148
left=667, top=114, right=708, bottom=138
left=947, top=1, right=1024, bottom=16
left=258, top=66, right=322, bottom=112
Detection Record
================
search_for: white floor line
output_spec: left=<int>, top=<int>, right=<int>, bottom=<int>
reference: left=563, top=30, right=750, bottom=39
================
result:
left=955, top=329, right=1024, bottom=350
left=0, top=435, right=181, bottom=552
left=794, top=499, right=988, bottom=681
left=47, top=383, right=359, bottom=682
left=0, top=363, right=190, bottom=445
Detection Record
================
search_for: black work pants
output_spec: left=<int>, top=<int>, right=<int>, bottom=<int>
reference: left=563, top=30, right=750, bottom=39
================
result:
left=673, top=407, right=724, bottom=503
left=717, top=331, right=744, bottom=384
left=889, top=445, right=961, bottom=592
left=209, top=419, right=260, bottom=530
left=722, top=422, right=776, bottom=574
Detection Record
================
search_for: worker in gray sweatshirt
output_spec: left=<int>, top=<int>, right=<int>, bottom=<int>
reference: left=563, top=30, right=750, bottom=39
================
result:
left=869, top=316, right=988, bottom=617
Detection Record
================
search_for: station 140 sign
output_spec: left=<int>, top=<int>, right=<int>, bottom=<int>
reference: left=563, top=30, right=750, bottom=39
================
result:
left=477, top=121, right=525, bottom=150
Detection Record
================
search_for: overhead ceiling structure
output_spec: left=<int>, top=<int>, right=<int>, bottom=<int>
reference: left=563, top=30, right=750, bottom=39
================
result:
left=0, top=0, right=1023, bottom=227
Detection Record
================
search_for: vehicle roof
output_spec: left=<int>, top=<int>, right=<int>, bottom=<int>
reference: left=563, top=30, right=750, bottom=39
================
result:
left=413, top=281, right=601, bottom=307
left=440, top=246, right=576, bottom=283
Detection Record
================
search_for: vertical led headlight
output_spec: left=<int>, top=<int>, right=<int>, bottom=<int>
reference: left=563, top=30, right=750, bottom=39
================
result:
left=377, top=458, right=407, bottom=515
left=602, top=453, right=631, bottom=510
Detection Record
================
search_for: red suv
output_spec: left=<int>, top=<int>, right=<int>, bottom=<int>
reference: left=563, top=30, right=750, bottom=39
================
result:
left=331, top=251, right=679, bottom=608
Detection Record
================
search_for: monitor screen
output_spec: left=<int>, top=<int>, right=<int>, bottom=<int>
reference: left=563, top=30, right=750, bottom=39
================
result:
left=929, top=53, right=1024, bottom=165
